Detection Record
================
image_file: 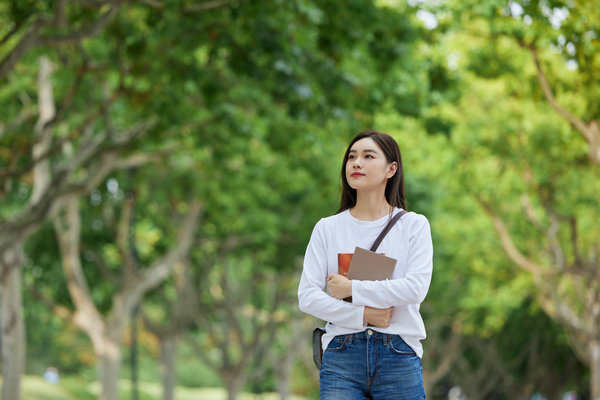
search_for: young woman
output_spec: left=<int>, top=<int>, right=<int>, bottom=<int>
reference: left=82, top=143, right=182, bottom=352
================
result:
left=298, top=130, right=433, bottom=399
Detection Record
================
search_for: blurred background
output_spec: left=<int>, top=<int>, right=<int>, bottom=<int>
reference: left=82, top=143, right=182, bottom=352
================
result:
left=0, top=0, right=598, bottom=399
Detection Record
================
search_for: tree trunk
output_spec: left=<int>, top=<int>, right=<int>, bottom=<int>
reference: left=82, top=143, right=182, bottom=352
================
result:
left=96, top=334, right=122, bottom=400
left=0, top=55, right=54, bottom=400
left=223, top=373, right=244, bottom=400
left=160, top=335, right=177, bottom=400
left=422, top=325, right=462, bottom=393
left=591, top=340, right=600, bottom=400
left=53, top=196, right=201, bottom=400
left=130, top=311, right=139, bottom=400
left=275, top=327, right=305, bottom=400
left=0, top=246, right=25, bottom=400
left=275, top=358, right=291, bottom=400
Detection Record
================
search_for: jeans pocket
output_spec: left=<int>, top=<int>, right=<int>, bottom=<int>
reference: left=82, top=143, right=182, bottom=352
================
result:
left=325, top=336, right=347, bottom=352
left=388, top=335, right=417, bottom=356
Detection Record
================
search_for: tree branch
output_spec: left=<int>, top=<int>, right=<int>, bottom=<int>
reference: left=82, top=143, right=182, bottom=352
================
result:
left=536, top=283, right=593, bottom=339
left=0, top=17, right=49, bottom=79
left=0, top=142, right=158, bottom=255
left=54, top=0, right=68, bottom=28
left=81, top=246, right=120, bottom=283
left=51, top=59, right=90, bottom=128
left=569, top=216, right=582, bottom=259
left=171, top=260, right=200, bottom=323
left=475, top=196, right=555, bottom=279
left=0, top=106, right=37, bottom=141
left=116, top=194, right=139, bottom=276
left=424, top=326, right=462, bottom=387
left=117, top=200, right=204, bottom=318
left=79, top=0, right=118, bottom=6
left=59, top=152, right=160, bottom=201
left=37, top=4, right=122, bottom=47
left=0, top=129, right=84, bottom=182
left=564, top=328, right=592, bottom=365
left=0, top=14, right=33, bottom=46
left=53, top=196, right=106, bottom=336
left=546, top=213, right=566, bottom=271
left=527, top=44, right=590, bottom=138
left=183, top=0, right=235, bottom=13
left=185, top=333, right=219, bottom=371
left=0, top=58, right=124, bottom=183
left=31, top=56, right=56, bottom=205
left=0, top=102, right=106, bottom=182
left=53, top=197, right=91, bottom=302
left=137, top=0, right=165, bottom=9
left=54, top=93, right=146, bottom=179
left=0, top=2, right=122, bottom=80
left=0, top=169, right=70, bottom=253
left=519, top=194, right=545, bottom=235
left=245, top=277, right=287, bottom=381
left=140, top=308, right=167, bottom=337
left=25, top=282, right=73, bottom=321
left=527, top=44, right=600, bottom=164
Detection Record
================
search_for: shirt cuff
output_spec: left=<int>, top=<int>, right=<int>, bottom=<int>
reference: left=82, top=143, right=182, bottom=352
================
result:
left=351, top=280, right=367, bottom=307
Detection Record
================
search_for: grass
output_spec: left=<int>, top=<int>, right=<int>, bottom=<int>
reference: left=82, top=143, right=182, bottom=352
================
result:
left=4, top=375, right=309, bottom=400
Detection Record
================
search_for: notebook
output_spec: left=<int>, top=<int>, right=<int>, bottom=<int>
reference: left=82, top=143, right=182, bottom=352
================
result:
left=347, top=246, right=397, bottom=281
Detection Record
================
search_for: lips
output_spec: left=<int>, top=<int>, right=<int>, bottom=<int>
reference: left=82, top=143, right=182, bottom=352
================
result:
left=351, top=173, right=365, bottom=177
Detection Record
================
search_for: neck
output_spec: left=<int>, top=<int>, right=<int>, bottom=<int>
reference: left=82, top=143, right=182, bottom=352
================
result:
left=350, top=191, right=392, bottom=221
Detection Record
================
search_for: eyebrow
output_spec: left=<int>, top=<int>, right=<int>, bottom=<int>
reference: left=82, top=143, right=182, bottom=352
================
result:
left=349, top=149, right=379, bottom=154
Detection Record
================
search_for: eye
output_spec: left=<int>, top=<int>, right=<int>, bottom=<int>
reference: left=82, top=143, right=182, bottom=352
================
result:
left=365, top=154, right=374, bottom=158
left=348, top=154, right=356, bottom=160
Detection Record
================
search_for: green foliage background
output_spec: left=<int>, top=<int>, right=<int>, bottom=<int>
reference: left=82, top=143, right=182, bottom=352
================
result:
left=1, top=0, right=598, bottom=399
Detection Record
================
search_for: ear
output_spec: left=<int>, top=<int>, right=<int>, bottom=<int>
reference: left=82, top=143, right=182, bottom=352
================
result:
left=386, top=161, right=397, bottom=179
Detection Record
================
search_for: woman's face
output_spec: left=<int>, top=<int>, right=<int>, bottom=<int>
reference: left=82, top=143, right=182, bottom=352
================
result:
left=345, top=137, right=397, bottom=192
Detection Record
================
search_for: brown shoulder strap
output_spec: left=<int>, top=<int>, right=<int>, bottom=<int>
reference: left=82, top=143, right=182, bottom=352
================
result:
left=370, top=210, right=407, bottom=252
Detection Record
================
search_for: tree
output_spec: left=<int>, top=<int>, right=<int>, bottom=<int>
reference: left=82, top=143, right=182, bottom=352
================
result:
left=52, top=192, right=201, bottom=400
left=441, top=17, right=598, bottom=399
left=374, top=95, right=591, bottom=395
left=403, top=0, right=600, bottom=396
left=0, top=2, right=170, bottom=397
left=140, top=259, right=198, bottom=400
left=186, top=255, right=295, bottom=400
left=0, top=56, right=153, bottom=400
left=2, top=1, right=441, bottom=398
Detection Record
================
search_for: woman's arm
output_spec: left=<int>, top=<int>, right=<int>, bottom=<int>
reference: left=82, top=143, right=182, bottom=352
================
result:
left=341, top=215, right=434, bottom=309
left=297, top=219, right=366, bottom=330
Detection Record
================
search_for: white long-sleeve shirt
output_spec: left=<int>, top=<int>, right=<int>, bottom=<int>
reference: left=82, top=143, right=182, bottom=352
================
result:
left=298, top=208, right=433, bottom=357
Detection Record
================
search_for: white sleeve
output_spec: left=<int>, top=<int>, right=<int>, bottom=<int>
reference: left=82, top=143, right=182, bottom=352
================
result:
left=351, top=215, right=433, bottom=308
left=298, top=219, right=366, bottom=330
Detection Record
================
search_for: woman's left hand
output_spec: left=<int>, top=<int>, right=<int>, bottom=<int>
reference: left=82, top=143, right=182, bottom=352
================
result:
left=327, top=274, right=352, bottom=299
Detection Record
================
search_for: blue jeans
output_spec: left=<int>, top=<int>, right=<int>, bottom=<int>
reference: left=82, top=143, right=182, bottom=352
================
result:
left=320, top=329, right=426, bottom=400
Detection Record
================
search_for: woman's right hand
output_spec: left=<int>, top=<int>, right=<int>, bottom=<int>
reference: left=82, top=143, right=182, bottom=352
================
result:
left=363, top=306, right=393, bottom=328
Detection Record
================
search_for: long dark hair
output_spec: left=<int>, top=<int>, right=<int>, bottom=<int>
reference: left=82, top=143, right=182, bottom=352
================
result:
left=336, top=130, right=406, bottom=214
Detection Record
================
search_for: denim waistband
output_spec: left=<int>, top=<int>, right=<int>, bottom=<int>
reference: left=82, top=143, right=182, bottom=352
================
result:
left=336, top=329, right=399, bottom=345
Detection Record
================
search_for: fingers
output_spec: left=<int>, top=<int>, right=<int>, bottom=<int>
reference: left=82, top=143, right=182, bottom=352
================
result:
left=377, top=307, right=393, bottom=328
left=363, top=306, right=394, bottom=328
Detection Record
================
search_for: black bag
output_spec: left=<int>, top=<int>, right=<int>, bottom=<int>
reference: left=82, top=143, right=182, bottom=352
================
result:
left=311, top=210, right=407, bottom=369
left=312, top=327, right=326, bottom=370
